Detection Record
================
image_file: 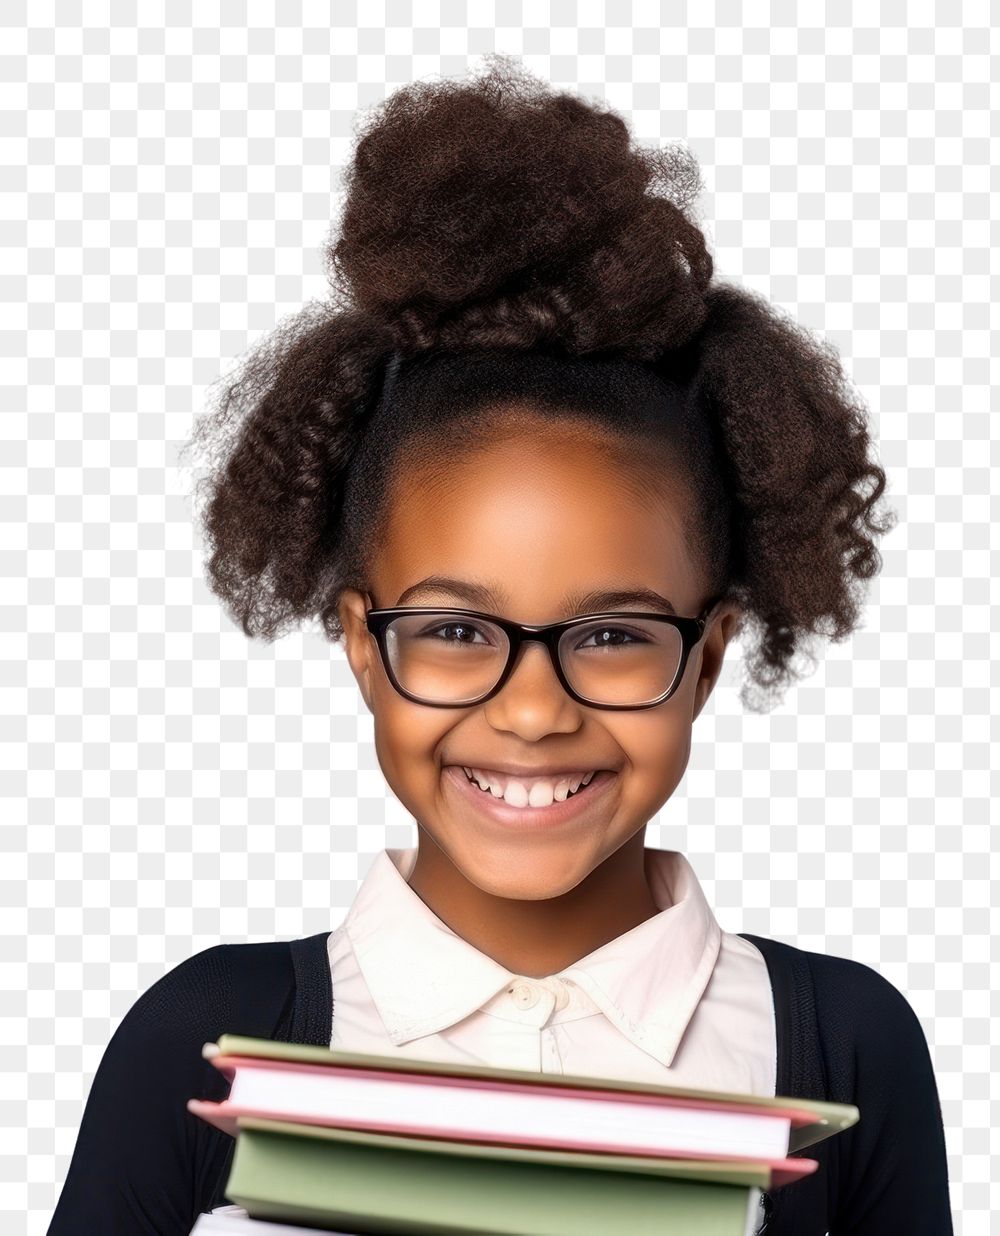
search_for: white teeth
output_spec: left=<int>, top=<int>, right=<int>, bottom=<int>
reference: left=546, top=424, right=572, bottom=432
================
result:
left=462, top=767, right=597, bottom=808
left=506, top=780, right=530, bottom=807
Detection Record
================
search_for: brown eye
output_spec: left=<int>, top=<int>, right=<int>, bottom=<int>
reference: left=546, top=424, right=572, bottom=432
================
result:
left=419, top=621, right=493, bottom=645
left=574, top=625, right=651, bottom=650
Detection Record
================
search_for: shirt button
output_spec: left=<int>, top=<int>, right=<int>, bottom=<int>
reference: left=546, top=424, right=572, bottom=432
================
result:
left=508, top=981, right=540, bottom=1009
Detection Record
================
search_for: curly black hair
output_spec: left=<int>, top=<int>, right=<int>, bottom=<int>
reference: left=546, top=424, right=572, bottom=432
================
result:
left=183, top=55, right=895, bottom=713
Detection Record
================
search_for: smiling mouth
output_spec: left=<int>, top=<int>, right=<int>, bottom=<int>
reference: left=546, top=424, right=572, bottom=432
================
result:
left=460, top=766, right=599, bottom=807
left=443, top=764, right=617, bottom=824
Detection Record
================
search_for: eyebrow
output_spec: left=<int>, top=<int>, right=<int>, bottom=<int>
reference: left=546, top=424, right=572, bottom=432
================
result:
left=394, top=575, right=677, bottom=617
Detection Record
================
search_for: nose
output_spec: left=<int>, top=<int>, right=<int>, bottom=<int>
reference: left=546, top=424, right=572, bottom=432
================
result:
left=482, top=639, right=580, bottom=735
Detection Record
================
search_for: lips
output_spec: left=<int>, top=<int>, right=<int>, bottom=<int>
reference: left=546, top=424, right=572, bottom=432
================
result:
left=444, top=764, right=617, bottom=829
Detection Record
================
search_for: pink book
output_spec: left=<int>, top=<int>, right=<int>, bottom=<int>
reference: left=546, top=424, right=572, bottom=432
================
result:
left=186, top=1035, right=858, bottom=1192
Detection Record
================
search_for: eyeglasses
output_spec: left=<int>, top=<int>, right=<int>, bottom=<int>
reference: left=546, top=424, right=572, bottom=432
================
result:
left=363, top=592, right=723, bottom=711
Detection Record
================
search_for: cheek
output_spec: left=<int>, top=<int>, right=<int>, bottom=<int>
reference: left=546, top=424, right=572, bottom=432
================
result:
left=370, top=691, right=453, bottom=790
left=614, top=711, right=693, bottom=795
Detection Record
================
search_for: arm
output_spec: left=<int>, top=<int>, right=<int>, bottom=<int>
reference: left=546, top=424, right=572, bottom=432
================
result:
left=828, top=960, right=953, bottom=1234
left=47, top=944, right=238, bottom=1236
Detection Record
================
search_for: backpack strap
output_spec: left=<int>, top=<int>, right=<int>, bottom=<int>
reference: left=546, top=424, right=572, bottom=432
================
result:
left=738, top=933, right=828, bottom=1101
left=203, top=938, right=301, bottom=1213
left=738, top=932, right=833, bottom=1234
left=222, top=930, right=335, bottom=1048
left=288, top=929, right=336, bottom=1046
left=224, top=939, right=297, bottom=1040
left=204, top=932, right=336, bottom=1213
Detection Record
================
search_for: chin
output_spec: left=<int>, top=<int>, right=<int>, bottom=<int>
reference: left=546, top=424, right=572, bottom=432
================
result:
left=457, top=853, right=591, bottom=901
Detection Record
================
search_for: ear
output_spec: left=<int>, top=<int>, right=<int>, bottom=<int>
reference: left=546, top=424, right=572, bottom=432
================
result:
left=337, top=588, right=378, bottom=714
left=690, top=601, right=744, bottom=722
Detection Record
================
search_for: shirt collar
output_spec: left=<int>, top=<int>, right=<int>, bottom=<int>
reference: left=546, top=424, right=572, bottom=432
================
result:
left=343, top=845, right=722, bottom=1070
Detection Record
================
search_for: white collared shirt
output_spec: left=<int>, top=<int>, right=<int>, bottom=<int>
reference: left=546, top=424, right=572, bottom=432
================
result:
left=326, top=846, right=776, bottom=1096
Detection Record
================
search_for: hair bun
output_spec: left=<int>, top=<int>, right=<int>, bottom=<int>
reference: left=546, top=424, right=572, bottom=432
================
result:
left=329, top=55, right=712, bottom=360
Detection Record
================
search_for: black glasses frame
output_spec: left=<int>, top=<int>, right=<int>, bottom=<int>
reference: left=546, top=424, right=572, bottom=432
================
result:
left=362, top=592, right=724, bottom=711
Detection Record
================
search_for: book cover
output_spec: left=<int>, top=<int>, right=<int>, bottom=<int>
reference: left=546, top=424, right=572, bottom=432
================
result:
left=224, top=1116, right=765, bottom=1236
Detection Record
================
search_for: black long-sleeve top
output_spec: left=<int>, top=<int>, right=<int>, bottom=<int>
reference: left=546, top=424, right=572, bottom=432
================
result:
left=46, top=930, right=953, bottom=1235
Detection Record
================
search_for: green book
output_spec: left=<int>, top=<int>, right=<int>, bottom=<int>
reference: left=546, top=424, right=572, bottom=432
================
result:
left=224, top=1114, right=766, bottom=1236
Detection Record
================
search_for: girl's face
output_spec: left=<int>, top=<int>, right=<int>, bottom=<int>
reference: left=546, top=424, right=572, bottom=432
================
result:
left=338, top=422, right=741, bottom=903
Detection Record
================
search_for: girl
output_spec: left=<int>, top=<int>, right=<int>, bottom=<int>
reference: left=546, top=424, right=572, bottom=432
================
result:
left=48, top=57, right=951, bottom=1236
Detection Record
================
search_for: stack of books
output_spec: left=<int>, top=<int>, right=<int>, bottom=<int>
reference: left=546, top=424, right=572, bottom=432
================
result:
left=187, top=1035, right=858, bottom=1236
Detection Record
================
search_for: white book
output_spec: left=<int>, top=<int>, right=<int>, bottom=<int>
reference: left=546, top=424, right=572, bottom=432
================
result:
left=191, top=1197, right=768, bottom=1236
left=215, top=1062, right=792, bottom=1160
left=190, top=1204, right=357, bottom=1235
left=194, top=1037, right=859, bottom=1168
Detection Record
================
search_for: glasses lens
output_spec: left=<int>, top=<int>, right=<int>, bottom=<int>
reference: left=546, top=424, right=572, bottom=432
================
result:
left=559, top=617, right=684, bottom=705
left=384, top=613, right=510, bottom=705
left=384, top=612, right=685, bottom=706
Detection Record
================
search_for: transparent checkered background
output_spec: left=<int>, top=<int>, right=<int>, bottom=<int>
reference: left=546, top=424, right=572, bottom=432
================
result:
left=3, top=5, right=995, bottom=1234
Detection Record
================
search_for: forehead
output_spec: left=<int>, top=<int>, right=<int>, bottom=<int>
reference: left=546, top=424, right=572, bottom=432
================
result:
left=376, top=429, right=701, bottom=620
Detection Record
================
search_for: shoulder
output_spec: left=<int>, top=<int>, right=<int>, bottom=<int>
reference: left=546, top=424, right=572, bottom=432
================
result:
left=743, top=933, right=933, bottom=1078
left=788, top=949, right=952, bottom=1228
left=117, top=937, right=297, bottom=1048
left=745, top=933, right=924, bottom=1033
left=47, top=940, right=305, bottom=1233
left=117, top=943, right=234, bottom=1042
left=781, top=941, right=937, bottom=1100
left=744, top=939, right=952, bottom=1230
left=799, top=946, right=929, bottom=1054
left=93, top=941, right=300, bottom=1143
